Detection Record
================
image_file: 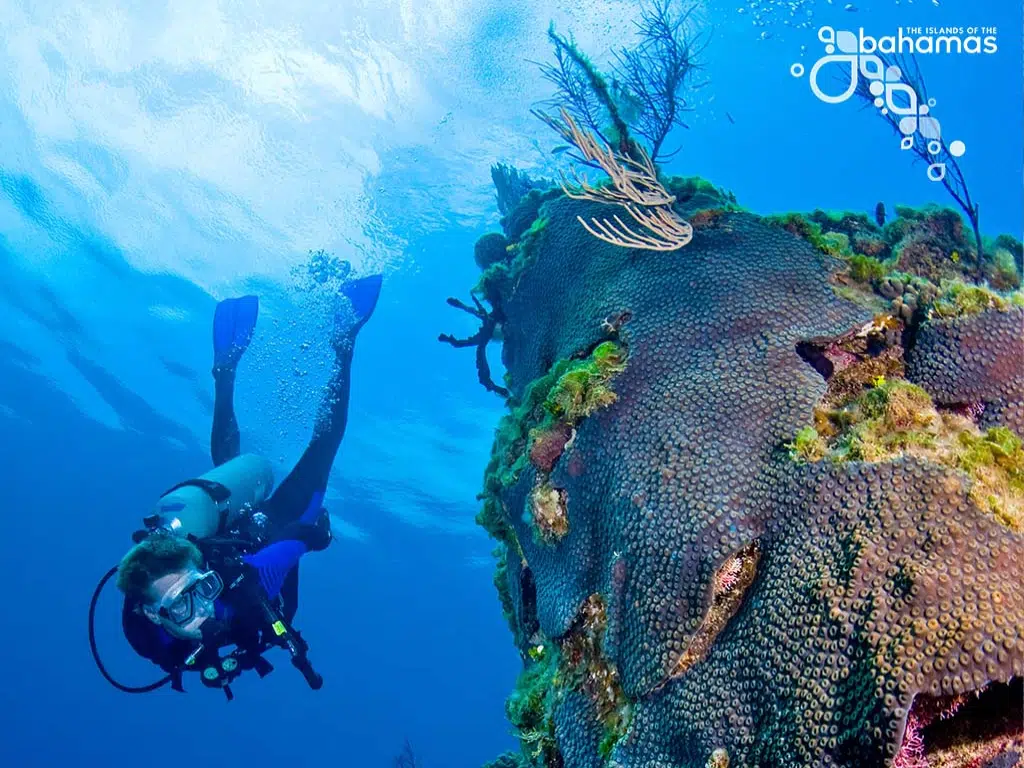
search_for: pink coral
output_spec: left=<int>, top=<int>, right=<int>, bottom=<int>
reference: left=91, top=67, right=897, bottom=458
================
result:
left=894, top=691, right=975, bottom=768
left=824, top=342, right=859, bottom=373
left=714, top=557, right=743, bottom=594
left=893, top=712, right=927, bottom=768
left=529, top=423, right=574, bottom=472
left=948, top=400, right=986, bottom=422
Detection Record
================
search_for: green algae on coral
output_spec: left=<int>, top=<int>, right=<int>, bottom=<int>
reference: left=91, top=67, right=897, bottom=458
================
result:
left=929, top=280, right=1020, bottom=319
left=561, top=595, right=632, bottom=761
left=505, top=595, right=635, bottom=767
left=789, top=379, right=1024, bottom=530
left=544, top=341, right=626, bottom=422
left=482, top=753, right=528, bottom=768
left=478, top=340, right=627, bottom=536
left=821, top=231, right=853, bottom=258
left=501, top=187, right=563, bottom=242
left=846, top=253, right=889, bottom=284
left=529, top=482, right=569, bottom=544
left=478, top=342, right=627, bottom=622
left=475, top=213, right=552, bottom=305
left=955, top=427, right=1024, bottom=530
left=766, top=211, right=895, bottom=290
left=765, top=212, right=836, bottom=255
left=772, top=204, right=1024, bottom=303
left=663, top=176, right=740, bottom=213
left=787, top=425, right=828, bottom=463
left=493, top=545, right=518, bottom=633
left=506, top=643, right=562, bottom=767
left=476, top=232, right=511, bottom=269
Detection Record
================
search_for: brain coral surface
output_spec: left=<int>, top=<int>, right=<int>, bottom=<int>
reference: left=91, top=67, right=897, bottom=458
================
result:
left=486, top=196, right=1024, bottom=768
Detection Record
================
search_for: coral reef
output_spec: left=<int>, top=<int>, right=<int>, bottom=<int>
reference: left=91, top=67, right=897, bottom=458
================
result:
left=506, top=642, right=562, bottom=767
left=768, top=205, right=1024, bottom=294
left=477, top=336, right=627, bottom=549
left=460, top=183, right=1024, bottom=767
left=503, top=595, right=633, bottom=768
left=493, top=162, right=545, bottom=217
left=537, top=2, right=705, bottom=166
left=535, top=108, right=693, bottom=251
left=788, top=378, right=1024, bottom=531
left=530, top=483, right=569, bottom=544
left=477, top=232, right=511, bottom=270
left=906, top=306, right=1024, bottom=434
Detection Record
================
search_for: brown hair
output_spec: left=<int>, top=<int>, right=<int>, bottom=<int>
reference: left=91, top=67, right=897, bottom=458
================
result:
left=115, top=536, right=204, bottom=602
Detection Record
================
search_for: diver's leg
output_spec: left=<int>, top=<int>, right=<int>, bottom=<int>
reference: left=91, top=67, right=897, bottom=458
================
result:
left=263, top=273, right=382, bottom=526
left=263, top=342, right=355, bottom=525
left=209, top=296, right=259, bottom=466
left=210, top=368, right=240, bottom=467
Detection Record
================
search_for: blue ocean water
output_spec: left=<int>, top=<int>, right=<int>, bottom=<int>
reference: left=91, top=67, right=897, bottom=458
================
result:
left=0, top=0, right=1019, bottom=766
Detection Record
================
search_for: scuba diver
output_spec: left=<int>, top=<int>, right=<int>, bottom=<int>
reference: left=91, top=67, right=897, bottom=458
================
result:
left=88, top=267, right=383, bottom=699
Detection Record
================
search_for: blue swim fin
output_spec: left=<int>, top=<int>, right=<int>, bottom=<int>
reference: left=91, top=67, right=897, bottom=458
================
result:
left=333, top=272, right=382, bottom=344
left=341, top=273, right=383, bottom=325
left=213, top=295, right=259, bottom=369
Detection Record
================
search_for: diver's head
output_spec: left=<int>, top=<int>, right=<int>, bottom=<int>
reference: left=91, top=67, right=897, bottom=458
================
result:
left=116, top=535, right=222, bottom=640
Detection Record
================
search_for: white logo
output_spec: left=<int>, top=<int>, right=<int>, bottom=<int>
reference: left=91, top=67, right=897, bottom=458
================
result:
left=790, top=26, right=994, bottom=182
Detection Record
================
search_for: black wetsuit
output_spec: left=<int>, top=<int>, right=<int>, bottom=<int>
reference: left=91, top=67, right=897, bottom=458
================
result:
left=122, top=341, right=357, bottom=675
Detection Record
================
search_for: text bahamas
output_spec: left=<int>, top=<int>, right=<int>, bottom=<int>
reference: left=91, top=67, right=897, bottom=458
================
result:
left=857, top=29, right=997, bottom=54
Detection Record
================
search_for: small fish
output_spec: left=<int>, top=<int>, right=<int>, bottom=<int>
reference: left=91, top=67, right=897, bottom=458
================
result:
left=726, top=111, right=736, bottom=124
left=844, top=2, right=857, bottom=9
left=951, top=250, right=960, bottom=263
left=551, top=145, right=571, bottom=155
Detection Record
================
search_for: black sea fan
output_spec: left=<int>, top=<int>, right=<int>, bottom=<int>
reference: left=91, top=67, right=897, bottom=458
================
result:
left=535, top=0, right=708, bottom=167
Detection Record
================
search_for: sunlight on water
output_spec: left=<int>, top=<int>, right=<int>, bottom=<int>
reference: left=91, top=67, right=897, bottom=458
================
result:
left=0, top=0, right=644, bottom=290
left=0, top=0, right=658, bottom=521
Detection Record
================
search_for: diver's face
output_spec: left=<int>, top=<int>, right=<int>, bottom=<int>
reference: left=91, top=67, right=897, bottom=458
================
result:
left=144, top=570, right=215, bottom=641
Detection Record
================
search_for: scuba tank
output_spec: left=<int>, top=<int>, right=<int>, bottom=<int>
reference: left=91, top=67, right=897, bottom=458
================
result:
left=141, top=454, right=274, bottom=540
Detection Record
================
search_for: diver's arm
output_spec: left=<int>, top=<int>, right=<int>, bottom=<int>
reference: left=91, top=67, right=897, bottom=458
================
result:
left=242, top=540, right=308, bottom=600
left=242, top=511, right=331, bottom=599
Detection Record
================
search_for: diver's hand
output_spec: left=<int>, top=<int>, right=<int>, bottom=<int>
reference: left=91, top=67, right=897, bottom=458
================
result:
left=280, top=510, right=332, bottom=552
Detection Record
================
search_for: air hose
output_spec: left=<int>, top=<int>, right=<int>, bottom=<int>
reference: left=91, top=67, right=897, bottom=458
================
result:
left=88, top=565, right=171, bottom=694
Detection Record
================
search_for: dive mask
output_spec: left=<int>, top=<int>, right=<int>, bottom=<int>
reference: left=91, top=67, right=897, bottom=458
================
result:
left=156, top=570, right=223, bottom=632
